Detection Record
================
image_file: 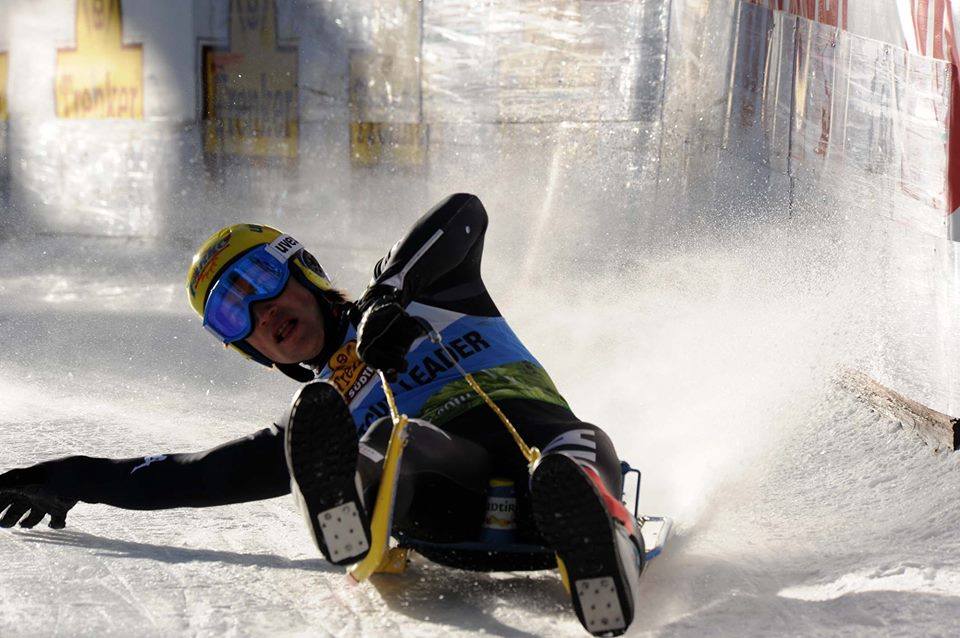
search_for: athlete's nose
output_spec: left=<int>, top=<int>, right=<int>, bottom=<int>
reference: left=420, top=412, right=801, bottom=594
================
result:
left=252, top=299, right=277, bottom=326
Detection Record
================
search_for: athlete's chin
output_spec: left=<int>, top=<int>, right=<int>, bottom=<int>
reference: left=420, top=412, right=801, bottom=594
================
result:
left=279, top=337, right=325, bottom=365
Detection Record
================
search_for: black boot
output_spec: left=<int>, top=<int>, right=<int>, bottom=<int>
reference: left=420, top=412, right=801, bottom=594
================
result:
left=532, top=454, right=645, bottom=637
left=283, top=380, right=371, bottom=566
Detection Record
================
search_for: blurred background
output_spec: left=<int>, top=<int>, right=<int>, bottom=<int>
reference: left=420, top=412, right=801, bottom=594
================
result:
left=1, top=0, right=958, bottom=534
left=1, top=1, right=959, bottom=635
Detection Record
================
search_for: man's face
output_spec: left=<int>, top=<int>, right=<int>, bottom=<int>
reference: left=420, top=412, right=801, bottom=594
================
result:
left=245, top=276, right=326, bottom=364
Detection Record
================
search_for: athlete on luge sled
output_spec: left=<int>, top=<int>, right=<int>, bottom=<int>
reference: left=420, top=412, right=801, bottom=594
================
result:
left=0, top=194, right=645, bottom=636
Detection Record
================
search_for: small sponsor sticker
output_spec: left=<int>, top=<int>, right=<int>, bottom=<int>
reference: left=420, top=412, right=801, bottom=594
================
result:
left=265, top=234, right=301, bottom=262
left=328, top=341, right=377, bottom=402
left=189, top=236, right=231, bottom=296
left=483, top=497, right=517, bottom=530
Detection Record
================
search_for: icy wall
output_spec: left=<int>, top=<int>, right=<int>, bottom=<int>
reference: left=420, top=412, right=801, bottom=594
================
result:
left=0, top=0, right=672, bottom=251
left=3, top=0, right=196, bottom=237
left=0, top=0, right=956, bottom=411
left=657, top=0, right=960, bottom=414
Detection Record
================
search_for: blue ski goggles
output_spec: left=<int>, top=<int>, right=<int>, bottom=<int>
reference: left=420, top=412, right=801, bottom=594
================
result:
left=202, top=244, right=297, bottom=343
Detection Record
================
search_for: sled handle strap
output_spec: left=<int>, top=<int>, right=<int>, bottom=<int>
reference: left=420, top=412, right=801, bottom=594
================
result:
left=380, top=370, right=403, bottom=424
left=424, top=329, right=541, bottom=471
left=459, top=370, right=542, bottom=468
left=348, top=372, right=411, bottom=583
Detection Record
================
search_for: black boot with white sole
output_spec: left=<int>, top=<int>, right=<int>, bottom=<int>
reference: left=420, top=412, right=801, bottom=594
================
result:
left=283, top=380, right=371, bottom=566
left=532, top=453, right=645, bottom=637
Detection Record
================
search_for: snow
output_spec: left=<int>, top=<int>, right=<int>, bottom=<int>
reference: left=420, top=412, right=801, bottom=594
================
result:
left=0, top=0, right=956, bottom=632
left=644, top=397, right=960, bottom=635
left=2, top=213, right=957, bottom=636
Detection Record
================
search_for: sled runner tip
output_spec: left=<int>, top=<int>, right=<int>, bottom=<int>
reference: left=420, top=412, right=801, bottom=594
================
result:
left=640, top=516, right=672, bottom=561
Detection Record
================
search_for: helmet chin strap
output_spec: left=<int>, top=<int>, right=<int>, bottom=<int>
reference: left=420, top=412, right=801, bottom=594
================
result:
left=275, top=362, right=317, bottom=382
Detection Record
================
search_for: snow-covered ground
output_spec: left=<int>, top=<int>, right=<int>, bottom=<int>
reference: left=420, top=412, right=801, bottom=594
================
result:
left=2, top=208, right=956, bottom=636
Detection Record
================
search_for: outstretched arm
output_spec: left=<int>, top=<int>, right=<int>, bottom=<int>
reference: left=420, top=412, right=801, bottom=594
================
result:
left=0, top=426, right=290, bottom=528
left=366, top=193, right=498, bottom=316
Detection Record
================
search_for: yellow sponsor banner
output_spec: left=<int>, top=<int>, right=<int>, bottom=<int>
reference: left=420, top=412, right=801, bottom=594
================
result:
left=350, top=122, right=426, bottom=168
left=348, top=27, right=425, bottom=168
left=203, top=0, right=298, bottom=159
left=56, top=0, right=143, bottom=119
left=0, top=52, right=7, bottom=120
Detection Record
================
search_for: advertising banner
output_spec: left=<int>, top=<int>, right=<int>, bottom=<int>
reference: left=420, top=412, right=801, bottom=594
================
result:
left=739, top=0, right=957, bottom=238
left=422, top=0, right=668, bottom=124
left=55, top=0, right=143, bottom=119
left=202, top=0, right=299, bottom=160
left=347, top=0, right=424, bottom=168
left=348, top=46, right=425, bottom=167
left=0, top=52, right=7, bottom=121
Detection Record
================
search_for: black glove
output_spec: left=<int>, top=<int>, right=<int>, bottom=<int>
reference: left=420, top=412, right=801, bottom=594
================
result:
left=0, top=462, right=79, bottom=529
left=356, top=301, right=429, bottom=376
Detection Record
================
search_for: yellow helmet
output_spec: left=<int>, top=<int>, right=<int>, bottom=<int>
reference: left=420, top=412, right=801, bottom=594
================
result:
left=186, top=223, right=334, bottom=370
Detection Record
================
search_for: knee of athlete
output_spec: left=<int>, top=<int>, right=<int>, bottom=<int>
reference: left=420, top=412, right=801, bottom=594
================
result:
left=542, top=424, right=622, bottom=494
left=356, top=416, right=392, bottom=496
left=541, top=424, right=611, bottom=464
left=359, top=416, right=393, bottom=450
left=588, top=426, right=619, bottom=465
left=358, top=418, right=444, bottom=478
left=405, top=418, right=446, bottom=444
left=399, top=419, right=450, bottom=471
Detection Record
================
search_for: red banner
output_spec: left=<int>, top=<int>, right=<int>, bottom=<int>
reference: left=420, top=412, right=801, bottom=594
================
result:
left=744, top=0, right=959, bottom=223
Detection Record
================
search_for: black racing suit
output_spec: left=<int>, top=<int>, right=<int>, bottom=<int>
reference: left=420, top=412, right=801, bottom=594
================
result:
left=32, top=194, right=623, bottom=544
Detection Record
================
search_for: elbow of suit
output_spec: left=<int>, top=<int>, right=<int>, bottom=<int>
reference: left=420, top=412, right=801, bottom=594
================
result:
left=445, top=192, right=488, bottom=234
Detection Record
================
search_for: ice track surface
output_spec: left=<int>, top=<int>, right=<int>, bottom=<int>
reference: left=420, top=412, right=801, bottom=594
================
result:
left=3, top=235, right=960, bottom=637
